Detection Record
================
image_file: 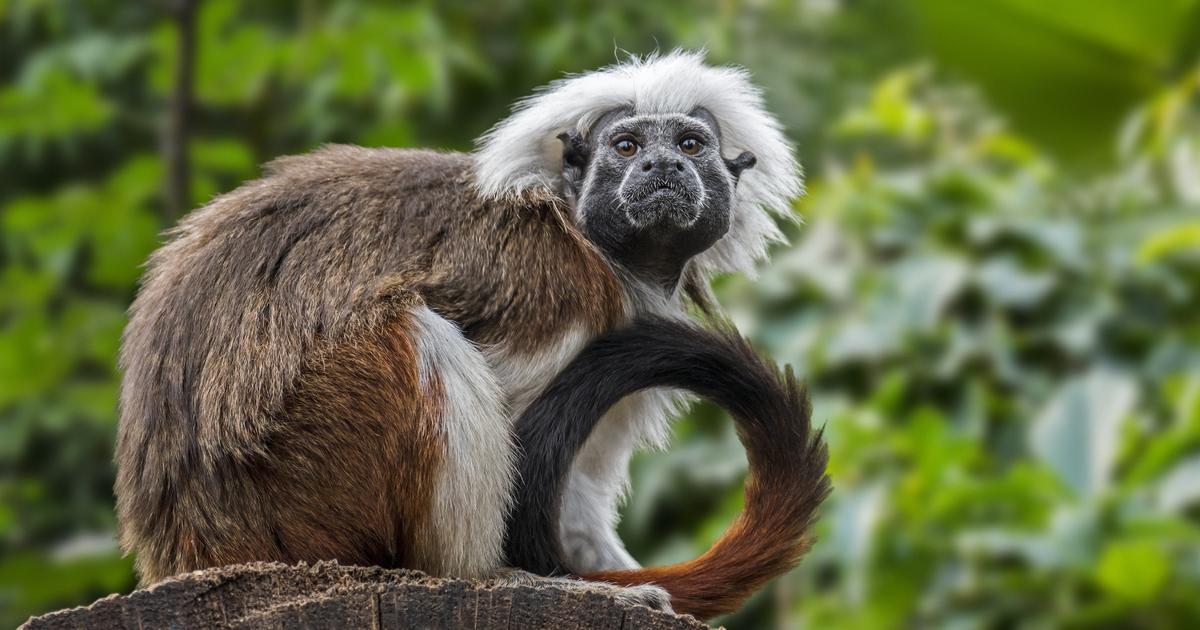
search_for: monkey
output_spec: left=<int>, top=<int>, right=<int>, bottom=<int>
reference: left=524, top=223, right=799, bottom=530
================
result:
left=115, top=50, right=827, bottom=619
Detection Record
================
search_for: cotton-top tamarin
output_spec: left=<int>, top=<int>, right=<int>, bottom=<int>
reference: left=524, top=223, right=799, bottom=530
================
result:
left=115, top=51, right=829, bottom=620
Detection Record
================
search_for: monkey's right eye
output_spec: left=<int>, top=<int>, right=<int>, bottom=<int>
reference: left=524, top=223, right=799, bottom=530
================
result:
left=613, top=139, right=639, bottom=157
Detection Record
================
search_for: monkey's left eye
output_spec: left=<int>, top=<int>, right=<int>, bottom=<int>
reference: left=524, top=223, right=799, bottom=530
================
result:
left=678, top=137, right=704, bottom=155
left=613, top=139, right=639, bottom=157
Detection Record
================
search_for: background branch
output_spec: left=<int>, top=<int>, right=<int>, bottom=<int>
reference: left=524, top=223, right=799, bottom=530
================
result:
left=163, top=0, right=198, bottom=220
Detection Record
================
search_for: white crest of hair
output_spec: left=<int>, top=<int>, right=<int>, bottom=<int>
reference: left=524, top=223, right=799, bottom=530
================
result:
left=412, top=306, right=515, bottom=577
left=473, top=49, right=803, bottom=276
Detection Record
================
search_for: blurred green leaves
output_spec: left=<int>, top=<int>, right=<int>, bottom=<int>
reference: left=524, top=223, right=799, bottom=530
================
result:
left=2, top=1, right=1200, bottom=628
left=1139, top=222, right=1200, bottom=263
left=1095, top=538, right=1170, bottom=604
left=0, top=68, right=112, bottom=144
left=911, top=0, right=1200, bottom=163
left=682, top=54, right=1200, bottom=627
left=1030, top=369, right=1136, bottom=499
left=0, top=547, right=132, bottom=624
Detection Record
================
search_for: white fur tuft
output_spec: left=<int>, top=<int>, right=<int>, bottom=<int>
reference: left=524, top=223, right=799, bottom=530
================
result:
left=473, top=50, right=803, bottom=275
left=413, top=306, right=515, bottom=577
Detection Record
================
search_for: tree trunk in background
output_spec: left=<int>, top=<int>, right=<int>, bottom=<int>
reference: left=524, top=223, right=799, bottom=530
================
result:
left=20, top=562, right=711, bottom=630
left=163, top=0, right=197, bottom=221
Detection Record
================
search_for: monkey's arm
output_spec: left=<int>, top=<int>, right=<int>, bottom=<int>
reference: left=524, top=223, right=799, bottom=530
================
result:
left=503, top=318, right=830, bottom=620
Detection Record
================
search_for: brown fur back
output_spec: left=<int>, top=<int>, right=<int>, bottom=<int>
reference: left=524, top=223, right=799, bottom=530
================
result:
left=116, top=146, right=622, bottom=582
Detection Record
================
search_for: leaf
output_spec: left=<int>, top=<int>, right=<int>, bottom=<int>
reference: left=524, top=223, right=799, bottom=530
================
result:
left=1029, top=369, right=1137, bottom=498
left=891, top=255, right=970, bottom=329
left=19, top=32, right=149, bottom=83
left=976, top=257, right=1057, bottom=308
left=956, top=529, right=1055, bottom=567
left=1136, top=222, right=1200, bottom=263
left=911, top=0, right=1199, bottom=161
left=1095, top=539, right=1170, bottom=604
left=0, top=67, right=113, bottom=140
left=191, top=138, right=256, bottom=177
left=1157, top=456, right=1200, bottom=513
left=829, top=482, right=888, bottom=603
left=835, top=68, right=935, bottom=142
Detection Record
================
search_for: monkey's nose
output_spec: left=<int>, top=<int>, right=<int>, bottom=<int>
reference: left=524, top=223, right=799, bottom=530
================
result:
left=641, top=158, right=685, bottom=173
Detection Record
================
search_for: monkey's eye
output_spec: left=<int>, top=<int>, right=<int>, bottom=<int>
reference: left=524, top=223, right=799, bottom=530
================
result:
left=678, top=137, right=704, bottom=156
left=613, top=138, right=639, bottom=157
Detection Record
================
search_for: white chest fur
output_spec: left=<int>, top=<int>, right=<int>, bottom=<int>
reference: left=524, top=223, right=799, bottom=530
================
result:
left=483, top=282, right=688, bottom=453
left=484, top=325, right=591, bottom=417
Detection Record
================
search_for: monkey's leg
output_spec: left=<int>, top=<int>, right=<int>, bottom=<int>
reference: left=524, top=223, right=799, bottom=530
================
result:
left=407, top=303, right=516, bottom=577
left=560, top=469, right=640, bottom=571
left=263, top=292, right=515, bottom=577
left=559, top=390, right=679, bottom=573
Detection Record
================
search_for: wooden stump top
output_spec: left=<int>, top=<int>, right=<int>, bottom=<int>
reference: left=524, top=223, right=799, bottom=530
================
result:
left=21, top=561, right=713, bottom=629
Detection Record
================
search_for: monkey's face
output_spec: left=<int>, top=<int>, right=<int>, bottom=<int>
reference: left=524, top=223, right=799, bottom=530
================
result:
left=560, top=109, right=756, bottom=290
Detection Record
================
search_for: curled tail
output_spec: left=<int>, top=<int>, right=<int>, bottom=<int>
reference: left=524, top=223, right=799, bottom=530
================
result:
left=504, top=318, right=831, bottom=620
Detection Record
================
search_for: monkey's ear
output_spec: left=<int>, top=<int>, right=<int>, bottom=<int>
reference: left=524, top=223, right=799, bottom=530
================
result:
left=558, top=130, right=590, bottom=201
left=725, top=151, right=757, bottom=183
left=558, top=131, right=589, bottom=169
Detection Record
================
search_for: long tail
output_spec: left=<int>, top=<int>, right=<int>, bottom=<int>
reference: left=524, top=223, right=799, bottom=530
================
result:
left=504, top=318, right=831, bottom=620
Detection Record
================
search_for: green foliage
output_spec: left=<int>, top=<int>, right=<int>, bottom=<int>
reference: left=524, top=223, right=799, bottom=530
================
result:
left=911, top=0, right=1200, bottom=163
left=626, top=68, right=1200, bottom=627
left=2, top=1, right=1198, bottom=628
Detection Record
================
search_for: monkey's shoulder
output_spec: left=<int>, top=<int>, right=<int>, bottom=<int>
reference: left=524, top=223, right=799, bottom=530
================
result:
left=262, top=145, right=473, bottom=190
left=197, top=144, right=568, bottom=232
left=166, top=146, right=490, bottom=265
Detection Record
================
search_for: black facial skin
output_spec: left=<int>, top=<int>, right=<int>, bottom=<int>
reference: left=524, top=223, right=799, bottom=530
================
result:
left=560, top=108, right=756, bottom=292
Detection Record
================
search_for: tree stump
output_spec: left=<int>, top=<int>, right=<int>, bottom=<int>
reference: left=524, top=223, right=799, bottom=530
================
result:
left=20, top=561, right=713, bottom=629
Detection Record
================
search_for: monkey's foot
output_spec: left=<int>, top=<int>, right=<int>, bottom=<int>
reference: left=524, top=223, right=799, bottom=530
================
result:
left=489, top=568, right=673, bottom=614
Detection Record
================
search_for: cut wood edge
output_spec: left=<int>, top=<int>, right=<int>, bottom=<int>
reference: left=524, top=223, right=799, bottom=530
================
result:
left=21, top=561, right=715, bottom=629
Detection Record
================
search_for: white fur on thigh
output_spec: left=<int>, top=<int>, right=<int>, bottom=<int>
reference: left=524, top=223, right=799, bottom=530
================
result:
left=413, top=306, right=515, bottom=577
left=559, top=388, right=682, bottom=573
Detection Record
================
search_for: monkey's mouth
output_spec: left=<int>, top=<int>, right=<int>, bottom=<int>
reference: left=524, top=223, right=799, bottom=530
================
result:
left=623, top=179, right=703, bottom=227
left=628, top=177, right=698, bottom=202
